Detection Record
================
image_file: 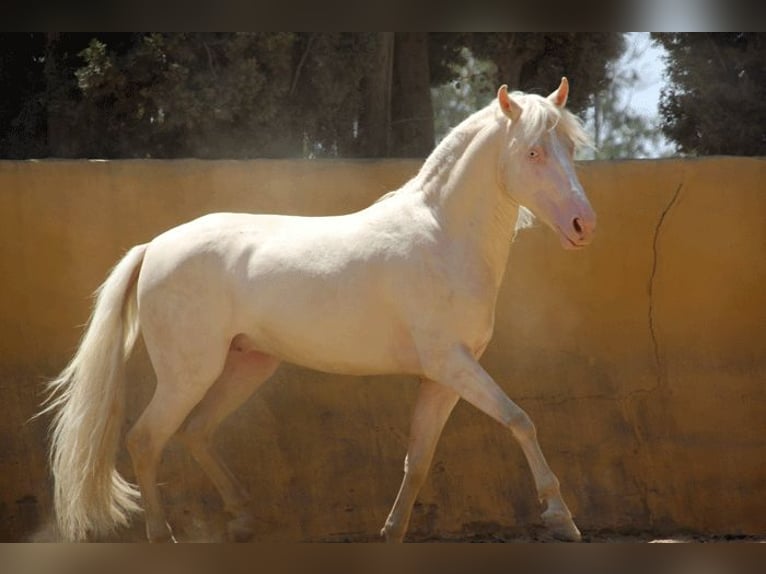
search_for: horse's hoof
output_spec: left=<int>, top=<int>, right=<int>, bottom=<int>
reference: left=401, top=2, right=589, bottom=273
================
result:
left=541, top=510, right=582, bottom=542
left=148, top=532, right=177, bottom=543
left=380, top=523, right=404, bottom=543
left=227, top=515, right=255, bottom=542
left=147, top=521, right=178, bottom=543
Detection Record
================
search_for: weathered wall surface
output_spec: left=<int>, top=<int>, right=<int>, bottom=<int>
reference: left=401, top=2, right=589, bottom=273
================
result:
left=0, top=157, right=764, bottom=541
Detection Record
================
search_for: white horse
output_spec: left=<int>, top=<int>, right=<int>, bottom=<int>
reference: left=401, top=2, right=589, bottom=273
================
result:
left=42, top=77, right=596, bottom=543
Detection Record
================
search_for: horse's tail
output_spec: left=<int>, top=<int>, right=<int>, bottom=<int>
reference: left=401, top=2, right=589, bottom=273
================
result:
left=39, top=244, right=148, bottom=541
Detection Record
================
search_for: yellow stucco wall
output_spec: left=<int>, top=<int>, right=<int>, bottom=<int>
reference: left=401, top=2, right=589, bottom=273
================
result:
left=1, top=157, right=764, bottom=541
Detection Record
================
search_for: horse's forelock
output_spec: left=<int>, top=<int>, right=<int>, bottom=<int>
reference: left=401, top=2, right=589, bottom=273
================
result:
left=508, top=93, right=592, bottom=151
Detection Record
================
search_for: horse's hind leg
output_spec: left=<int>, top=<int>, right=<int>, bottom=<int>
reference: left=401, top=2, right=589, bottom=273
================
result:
left=381, top=378, right=460, bottom=542
left=177, top=339, right=280, bottom=542
left=126, top=343, right=230, bottom=543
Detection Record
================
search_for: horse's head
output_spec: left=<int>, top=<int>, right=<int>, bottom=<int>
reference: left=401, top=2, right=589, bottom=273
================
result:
left=496, top=78, right=596, bottom=250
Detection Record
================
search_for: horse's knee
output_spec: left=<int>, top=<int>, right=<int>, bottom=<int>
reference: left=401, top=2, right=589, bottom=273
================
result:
left=508, top=410, right=536, bottom=441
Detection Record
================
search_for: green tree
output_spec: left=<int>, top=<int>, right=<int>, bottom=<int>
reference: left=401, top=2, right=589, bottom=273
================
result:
left=429, top=33, right=625, bottom=143
left=431, top=47, right=498, bottom=142
left=0, top=34, right=47, bottom=158
left=458, top=33, right=625, bottom=114
left=652, top=33, right=766, bottom=156
left=74, top=33, right=369, bottom=158
left=321, top=32, right=624, bottom=157
left=0, top=33, right=107, bottom=158
left=0, top=33, right=628, bottom=159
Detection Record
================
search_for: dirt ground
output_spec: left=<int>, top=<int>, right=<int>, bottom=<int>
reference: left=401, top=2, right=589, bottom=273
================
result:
left=24, top=517, right=765, bottom=543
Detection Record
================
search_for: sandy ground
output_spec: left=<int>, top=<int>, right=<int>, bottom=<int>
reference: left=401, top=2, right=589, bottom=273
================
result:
left=24, top=516, right=765, bottom=543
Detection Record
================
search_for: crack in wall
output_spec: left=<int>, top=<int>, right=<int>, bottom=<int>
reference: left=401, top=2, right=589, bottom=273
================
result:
left=623, top=181, right=684, bottom=529
left=518, top=182, right=685, bottom=413
left=647, top=182, right=683, bottom=385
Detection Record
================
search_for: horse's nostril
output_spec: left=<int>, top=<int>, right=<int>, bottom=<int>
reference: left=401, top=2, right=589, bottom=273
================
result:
left=573, top=217, right=583, bottom=235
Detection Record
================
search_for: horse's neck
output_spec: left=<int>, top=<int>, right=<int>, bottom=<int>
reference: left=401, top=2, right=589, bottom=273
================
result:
left=420, top=119, right=518, bottom=289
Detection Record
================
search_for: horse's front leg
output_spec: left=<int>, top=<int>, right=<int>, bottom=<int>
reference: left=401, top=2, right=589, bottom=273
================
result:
left=381, top=378, right=459, bottom=542
left=427, top=346, right=581, bottom=541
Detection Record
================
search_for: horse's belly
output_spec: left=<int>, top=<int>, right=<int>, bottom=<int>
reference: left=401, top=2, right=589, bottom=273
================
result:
left=245, top=310, right=421, bottom=376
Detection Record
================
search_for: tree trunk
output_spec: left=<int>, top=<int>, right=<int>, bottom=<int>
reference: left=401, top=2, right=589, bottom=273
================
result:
left=44, top=33, right=69, bottom=157
left=493, top=33, right=523, bottom=88
left=357, top=32, right=394, bottom=157
left=390, top=32, right=434, bottom=157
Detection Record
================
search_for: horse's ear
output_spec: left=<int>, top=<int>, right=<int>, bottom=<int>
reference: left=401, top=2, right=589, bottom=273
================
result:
left=498, top=85, right=522, bottom=122
left=548, top=76, right=569, bottom=108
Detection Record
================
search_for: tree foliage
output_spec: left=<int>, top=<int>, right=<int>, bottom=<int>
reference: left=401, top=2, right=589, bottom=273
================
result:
left=430, top=33, right=625, bottom=143
left=431, top=47, right=498, bottom=142
left=0, top=33, right=626, bottom=159
left=652, top=33, right=766, bottom=156
left=67, top=33, right=377, bottom=158
left=458, top=33, right=625, bottom=114
left=581, top=41, right=669, bottom=160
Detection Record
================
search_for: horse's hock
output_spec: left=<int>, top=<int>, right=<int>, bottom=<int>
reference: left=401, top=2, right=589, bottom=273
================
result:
left=1, top=157, right=764, bottom=541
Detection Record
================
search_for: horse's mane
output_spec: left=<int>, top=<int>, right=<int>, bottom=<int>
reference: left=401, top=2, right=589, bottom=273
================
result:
left=377, top=89, right=591, bottom=212
left=374, top=106, right=494, bottom=205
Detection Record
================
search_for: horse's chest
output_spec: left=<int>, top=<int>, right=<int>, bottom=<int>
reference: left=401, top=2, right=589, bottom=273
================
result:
left=401, top=256, right=499, bottom=350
